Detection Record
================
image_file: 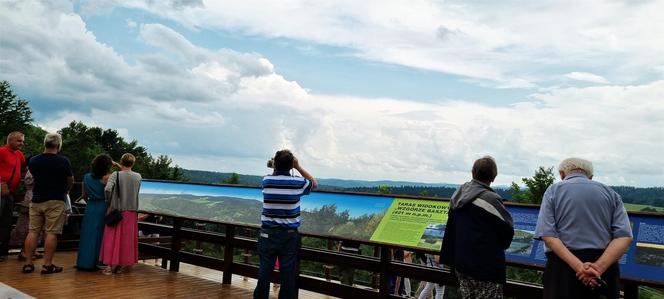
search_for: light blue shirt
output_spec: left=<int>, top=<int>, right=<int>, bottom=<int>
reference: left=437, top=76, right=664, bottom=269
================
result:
left=534, top=173, right=632, bottom=250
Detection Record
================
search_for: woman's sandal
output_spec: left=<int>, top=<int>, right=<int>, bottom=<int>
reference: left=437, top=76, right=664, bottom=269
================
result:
left=113, top=266, right=124, bottom=274
left=22, top=264, right=34, bottom=273
left=41, top=264, right=63, bottom=274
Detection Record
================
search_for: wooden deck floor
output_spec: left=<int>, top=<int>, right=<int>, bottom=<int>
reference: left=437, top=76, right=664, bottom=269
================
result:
left=0, top=251, right=338, bottom=299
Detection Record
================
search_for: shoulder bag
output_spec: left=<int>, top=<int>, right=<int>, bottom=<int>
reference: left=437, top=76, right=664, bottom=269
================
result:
left=104, top=172, right=123, bottom=226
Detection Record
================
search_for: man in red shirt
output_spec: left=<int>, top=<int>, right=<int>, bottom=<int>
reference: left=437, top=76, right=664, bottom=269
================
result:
left=0, top=131, right=26, bottom=261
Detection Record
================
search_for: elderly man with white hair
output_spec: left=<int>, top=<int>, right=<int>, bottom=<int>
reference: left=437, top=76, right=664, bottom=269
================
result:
left=21, top=133, right=74, bottom=274
left=534, top=158, right=632, bottom=299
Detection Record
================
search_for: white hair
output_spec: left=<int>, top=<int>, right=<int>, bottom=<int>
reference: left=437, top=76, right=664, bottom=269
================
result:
left=6, top=131, right=24, bottom=144
left=43, top=133, right=62, bottom=150
left=558, top=157, right=594, bottom=178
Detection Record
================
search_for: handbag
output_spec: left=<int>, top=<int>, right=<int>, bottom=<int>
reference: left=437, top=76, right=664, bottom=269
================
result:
left=64, top=194, right=73, bottom=214
left=105, top=208, right=123, bottom=226
left=104, top=172, right=123, bottom=226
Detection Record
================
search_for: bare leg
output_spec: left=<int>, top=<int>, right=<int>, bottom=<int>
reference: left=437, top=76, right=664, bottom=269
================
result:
left=24, top=231, right=40, bottom=265
left=43, top=233, right=58, bottom=265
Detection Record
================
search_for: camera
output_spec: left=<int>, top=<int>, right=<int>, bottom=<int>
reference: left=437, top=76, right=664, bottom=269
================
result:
left=267, top=159, right=274, bottom=168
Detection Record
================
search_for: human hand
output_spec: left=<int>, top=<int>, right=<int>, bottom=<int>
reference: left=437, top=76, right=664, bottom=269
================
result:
left=292, top=157, right=300, bottom=169
left=575, top=262, right=601, bottom=288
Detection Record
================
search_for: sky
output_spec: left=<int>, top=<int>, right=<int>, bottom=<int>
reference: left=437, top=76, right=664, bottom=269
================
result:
left=1, top=0, right=663, bottom=187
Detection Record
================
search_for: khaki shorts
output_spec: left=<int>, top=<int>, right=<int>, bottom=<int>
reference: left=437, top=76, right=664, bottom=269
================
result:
left=29, top=200, right=66, bottom=234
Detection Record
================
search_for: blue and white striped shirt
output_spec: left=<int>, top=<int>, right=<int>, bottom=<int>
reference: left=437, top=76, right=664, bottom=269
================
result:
left=261, top=171, right=312, bottom=228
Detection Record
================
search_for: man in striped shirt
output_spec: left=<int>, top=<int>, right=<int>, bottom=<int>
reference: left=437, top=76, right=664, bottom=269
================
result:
left=254, top=149, right=317, bottom=299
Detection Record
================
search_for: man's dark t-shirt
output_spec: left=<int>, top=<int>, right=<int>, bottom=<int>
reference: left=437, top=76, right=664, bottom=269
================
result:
left=29, top=153, right=73, bottom=203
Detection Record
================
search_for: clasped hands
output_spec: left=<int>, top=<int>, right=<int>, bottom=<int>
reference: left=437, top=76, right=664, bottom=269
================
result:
left=575, top=262, right=603, bottom=289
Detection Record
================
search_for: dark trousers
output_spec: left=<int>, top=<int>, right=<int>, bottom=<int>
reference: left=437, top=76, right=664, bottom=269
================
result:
left=254, top=227, right=300, bottom=299
left=544, top=249, right=620, bottom=299
left=0, top=196, right=15, bottom=256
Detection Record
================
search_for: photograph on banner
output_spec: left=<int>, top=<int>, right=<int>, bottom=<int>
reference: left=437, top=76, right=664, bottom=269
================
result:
left=139, top=180, right=392, bottom=240
left=370, top=198, right=449, bottom=249
left=634, top=220, right=664, bottom=268
left=505, top=207, right=539, bottom=257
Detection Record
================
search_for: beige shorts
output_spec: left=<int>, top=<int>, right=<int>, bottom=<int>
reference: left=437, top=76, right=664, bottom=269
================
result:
left=29, top=200, right=66, bottom=234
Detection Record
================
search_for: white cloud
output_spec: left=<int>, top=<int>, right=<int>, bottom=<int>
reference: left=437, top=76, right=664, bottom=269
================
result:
left=126, top=19, right=137, bottom=28
left=81, top=0, right=664, bottom=88
left=2, top=1, right=664, bottom=187
left=565, top=72, right=610, bottom=84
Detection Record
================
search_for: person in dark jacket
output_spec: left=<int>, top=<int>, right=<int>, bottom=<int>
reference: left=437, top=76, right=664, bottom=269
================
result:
left=440, top=155, right=514, bottom=299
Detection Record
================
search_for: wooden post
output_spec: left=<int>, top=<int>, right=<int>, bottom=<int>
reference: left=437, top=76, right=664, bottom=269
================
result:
left=623, top=282, right=639, bottom=299
left=378, top=247, right=391, bottom=298
left=372, top=245, right=380, bottom=289
left=324, top=239, right=334, bottom=281
left=169, top=217, right=182, bottom=272
left=222, top=225, right=235, bottom=284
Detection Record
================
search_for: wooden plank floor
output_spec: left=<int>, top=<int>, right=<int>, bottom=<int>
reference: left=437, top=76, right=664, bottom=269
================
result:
left=0, top=251, right=338, bottom=299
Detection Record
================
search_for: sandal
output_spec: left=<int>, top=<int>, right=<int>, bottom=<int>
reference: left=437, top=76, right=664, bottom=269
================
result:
left=41, top=264, right=63, bottom=274
left=22, top=264, right=34, bottom=273
left=101, top=268, right=114, bottom=275
left=18, top=252, right=44, bottom=261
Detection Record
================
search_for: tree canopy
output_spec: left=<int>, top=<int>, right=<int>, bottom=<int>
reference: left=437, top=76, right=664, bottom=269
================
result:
left=0, top=80, right=32, bottom=142
left=510, top=166, right=556, bottom=204
left=59, top=121, right=184, bottom=180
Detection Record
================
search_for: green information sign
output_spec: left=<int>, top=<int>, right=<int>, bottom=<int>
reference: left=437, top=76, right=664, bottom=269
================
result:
left=370, top=198, right=449, bottom=249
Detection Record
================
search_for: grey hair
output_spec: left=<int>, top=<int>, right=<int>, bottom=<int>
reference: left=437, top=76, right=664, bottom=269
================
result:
left=558, top=157, right=594, bottom=178
left=6, top=131, right=24, bottom=144
left=43, top=133, right=62, bottom=150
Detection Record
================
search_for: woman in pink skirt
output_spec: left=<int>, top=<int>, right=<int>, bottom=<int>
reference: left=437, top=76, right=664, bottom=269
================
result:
left=100, top=153, right=142, bottom=274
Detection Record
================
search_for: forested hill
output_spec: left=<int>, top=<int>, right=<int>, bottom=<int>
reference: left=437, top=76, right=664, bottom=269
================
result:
left=346, top=186, right=664, bottom=207
left=182, top=169, right=664, bottom=208
left=182, top=169, right=458, bottom=189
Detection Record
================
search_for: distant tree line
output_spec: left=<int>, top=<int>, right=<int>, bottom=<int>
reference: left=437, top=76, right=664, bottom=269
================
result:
left=346, top=170, right=663, bottom=209
left=0, top=80, right=183, bottom=181
left=345, top=185, right=513, bottom=200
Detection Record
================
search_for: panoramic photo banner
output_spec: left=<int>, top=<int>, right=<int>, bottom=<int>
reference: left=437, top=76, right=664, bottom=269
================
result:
left=139, top=180, right=663, bottom=284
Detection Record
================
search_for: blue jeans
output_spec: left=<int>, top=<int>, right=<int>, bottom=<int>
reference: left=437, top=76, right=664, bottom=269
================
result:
left=253, top=227, right=300, bottom=299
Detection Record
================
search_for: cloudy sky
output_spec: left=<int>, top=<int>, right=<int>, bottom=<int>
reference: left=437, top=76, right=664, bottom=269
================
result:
left=2, top=0, right=663, bottom=186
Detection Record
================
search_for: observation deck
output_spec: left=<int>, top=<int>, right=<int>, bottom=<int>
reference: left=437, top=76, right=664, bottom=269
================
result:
left=0, top=251, right=334, bottom=299
left=2, top=180, right=662, bottom=298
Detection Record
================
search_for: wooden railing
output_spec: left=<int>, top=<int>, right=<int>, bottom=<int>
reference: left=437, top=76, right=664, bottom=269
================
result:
left=134, top=211, right=537, bottom=299
left=12, top=196, right=660, bottom=298
left=132, top=210, right=664, bottom=299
